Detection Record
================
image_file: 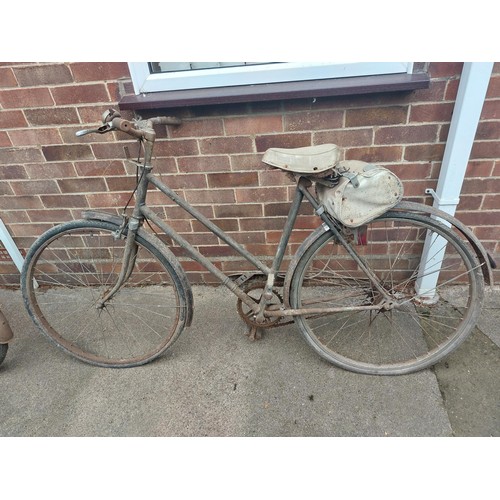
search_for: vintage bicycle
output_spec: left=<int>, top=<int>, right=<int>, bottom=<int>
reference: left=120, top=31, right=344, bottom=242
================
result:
left=20, top=109, right=496, bottom=375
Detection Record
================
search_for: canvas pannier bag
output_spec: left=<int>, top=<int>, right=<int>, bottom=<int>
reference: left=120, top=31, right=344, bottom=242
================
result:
left=316, top=160, right=403, bottom=227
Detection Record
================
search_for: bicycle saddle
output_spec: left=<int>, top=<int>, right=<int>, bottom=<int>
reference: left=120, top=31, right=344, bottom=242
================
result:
left=262, top=144, right=340, bottom=174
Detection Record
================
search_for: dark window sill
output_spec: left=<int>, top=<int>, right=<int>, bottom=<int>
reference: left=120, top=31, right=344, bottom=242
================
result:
left=119, top=72, right=430, bottom=111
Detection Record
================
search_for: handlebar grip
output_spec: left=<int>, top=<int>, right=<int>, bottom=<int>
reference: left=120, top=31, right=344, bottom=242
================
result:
left=111, top=117, right=143, bottom=139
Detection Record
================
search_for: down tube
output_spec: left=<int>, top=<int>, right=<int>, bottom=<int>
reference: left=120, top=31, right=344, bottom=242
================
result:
left=140, top=206, right=260, bottom=312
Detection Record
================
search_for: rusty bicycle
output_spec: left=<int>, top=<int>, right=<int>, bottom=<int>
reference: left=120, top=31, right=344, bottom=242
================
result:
left=20, top=109, right=495, bottom=375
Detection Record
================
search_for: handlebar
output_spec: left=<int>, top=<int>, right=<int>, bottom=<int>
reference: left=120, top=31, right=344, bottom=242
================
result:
left=75, top=109, right=181, bottom=140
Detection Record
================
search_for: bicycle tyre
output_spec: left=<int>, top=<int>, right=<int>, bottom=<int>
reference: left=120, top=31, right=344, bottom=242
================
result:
left=21, top=219, right=191, bottom=367
left=289, top=212, right=484, bottom=375
left=0, top=343, right=7, bottom=365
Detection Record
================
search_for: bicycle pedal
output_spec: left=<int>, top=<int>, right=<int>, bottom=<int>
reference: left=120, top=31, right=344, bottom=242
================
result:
left=245, top=325, right=262, bottom=341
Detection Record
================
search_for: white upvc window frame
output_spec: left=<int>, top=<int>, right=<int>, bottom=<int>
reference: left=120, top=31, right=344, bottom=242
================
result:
left=128, top=62, right=414, bottom=95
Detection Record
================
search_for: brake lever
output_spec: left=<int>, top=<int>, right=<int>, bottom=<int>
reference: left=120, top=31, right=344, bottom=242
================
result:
left=75, top=123, right=115, bottom=137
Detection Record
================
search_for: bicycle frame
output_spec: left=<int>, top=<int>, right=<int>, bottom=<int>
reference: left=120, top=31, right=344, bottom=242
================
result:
left=95, top=126, right=391, bottom=321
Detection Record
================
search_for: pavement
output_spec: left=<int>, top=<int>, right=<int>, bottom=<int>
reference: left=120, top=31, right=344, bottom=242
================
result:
left=0, top=284, right=499, bottom=437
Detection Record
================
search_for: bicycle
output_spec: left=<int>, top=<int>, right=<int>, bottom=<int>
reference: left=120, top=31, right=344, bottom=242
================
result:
left=20, top=109, right=496, bottom=375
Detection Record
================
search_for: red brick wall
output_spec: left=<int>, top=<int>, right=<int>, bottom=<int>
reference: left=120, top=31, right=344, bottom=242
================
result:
left=0, top=62, right=499, bottom=285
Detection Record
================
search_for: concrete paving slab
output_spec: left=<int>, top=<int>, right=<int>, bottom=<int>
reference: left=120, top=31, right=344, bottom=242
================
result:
left=0, top=286, right=457, bottom=436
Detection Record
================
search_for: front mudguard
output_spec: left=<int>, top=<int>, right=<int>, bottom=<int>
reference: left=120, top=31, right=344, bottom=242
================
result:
left=81, top=210, right=194, bottom=327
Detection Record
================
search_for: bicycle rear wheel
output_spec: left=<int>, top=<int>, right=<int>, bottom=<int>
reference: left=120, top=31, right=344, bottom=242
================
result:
left=289, top=212, right=484, bottom=375
left=21, top=219, right=190, bottom=367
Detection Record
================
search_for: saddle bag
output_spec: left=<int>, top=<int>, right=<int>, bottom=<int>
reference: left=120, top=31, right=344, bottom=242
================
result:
left=316, top=160, right=403, bottom=227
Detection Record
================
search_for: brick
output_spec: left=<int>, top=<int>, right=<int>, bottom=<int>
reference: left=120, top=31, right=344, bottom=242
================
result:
left=24, top=107, right=80, bottom=126
left=255, top=133, right=311, bottom=152
left=166, top=205, right=214, bottom=220
left=41, top=194, right=89, bottom=209
left=235, top=187, right=287, bottom=203
left=230, top=154, right=264, bottom=171
left=284, top=110, right=343, bottom=131
left=155, top=139, right=200, bottom=157
left=458, top=211, right=499, bottom=227
left=226, top=231, right=265, bottom=245
left=199, top=136, right=254, bottom=155
left=0, top=164, right=27, bottom=179
left=42, top=144, right=93, bottom=162
left=214, top=204, right=262, bottom=218
left=480, top=100, right=500, bottom=120
left=207, top=172, right=258, bottom=188
left=346, top=146, right=403, bottom=163
left=482, top=194, right=500, bottom=210
left=486, top=76, right=500, bottom=99
left=404, top=144, right=445, bottom=162
left=264, top=201, right=311, bottom=217
left=0, top=67, right=18, bottom=87
left=57, top=177, right=107, bottom=193
left=476, top=121, right=500, bottom=141
left=239, top=217, right=285, bottom=231
left=169, top=118, right=224, bottom=138
left=389, top=163, right=433, bottom=180
left=0, top=182, right=13, bottom=195
left=345, top=106, right=408, bottom=127
left=28, top=209, right=73, bottom=223
left=0, top=109, right=28, bottom=128
left=0, top=147, right=44, bottom=164
left=470, top=141, right=500, bottom=159
left=314, top=128, right=373, bottom=147
left=445, top=79, right=460, bottom=101
left=25, top=162, right=77, bottom=179
left=375, top=124, right=438, bottom=145
left=185, top=189, right=235, bottom=204
left=177, top=155, right=231, bottom=173
left=69, top=62, right=130, bottom=82
left=474, top=226, right=500, bottom=241
left=0, top=131, right=11, bottom=147
left=412, top=80, right=448, bottom=103
left=51, top=84, right=109, bottom=105
left=0, top=87, right=54, bottom=108
left=225, top=115, right=283, bottom=135
left=409, top=103, right=454, bottom=123
left=0, top=210, right=29, bottom=223
left=466, top=160, right=494, bottom=177
left=462, top=178, right=500, bottom=194
left=428, top=62, right=463, bottom=79
left=14, top=64, right=73, bottom=87
left=0, top=195, right=42, bottom=210
left=490, top=161, right=500, bottom=176
left=8, top=128, right=62, bottom=147
left=10, top=179, right=60, bottom=196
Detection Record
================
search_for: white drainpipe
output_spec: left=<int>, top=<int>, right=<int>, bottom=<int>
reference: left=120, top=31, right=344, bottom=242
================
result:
left=415, top=62, right=494, bottom=299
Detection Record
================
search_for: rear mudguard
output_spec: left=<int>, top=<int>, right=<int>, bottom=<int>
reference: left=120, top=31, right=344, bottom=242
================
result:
left=283, top=203, right=495, bottom=307
left=0, top=308, right=13, bottom=344
left=393, top=201, right=495, bottom=286
left=81, top=210, right=194, bottom=327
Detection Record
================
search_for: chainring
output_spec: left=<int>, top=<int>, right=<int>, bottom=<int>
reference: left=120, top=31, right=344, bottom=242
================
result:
left=236, top=277, right=284, bottom=329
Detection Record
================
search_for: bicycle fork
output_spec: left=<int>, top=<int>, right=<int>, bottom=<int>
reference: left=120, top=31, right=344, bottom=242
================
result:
left=96, top=216, right=140, bottom=309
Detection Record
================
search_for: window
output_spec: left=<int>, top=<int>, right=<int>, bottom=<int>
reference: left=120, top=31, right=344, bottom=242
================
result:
left=128, top=62, right=414, bottom=95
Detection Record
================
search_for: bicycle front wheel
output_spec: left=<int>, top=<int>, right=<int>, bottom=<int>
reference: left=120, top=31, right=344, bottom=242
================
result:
left=21, top=219, right=190, bottom=367
left=289, top=212, right=484, bottom=375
